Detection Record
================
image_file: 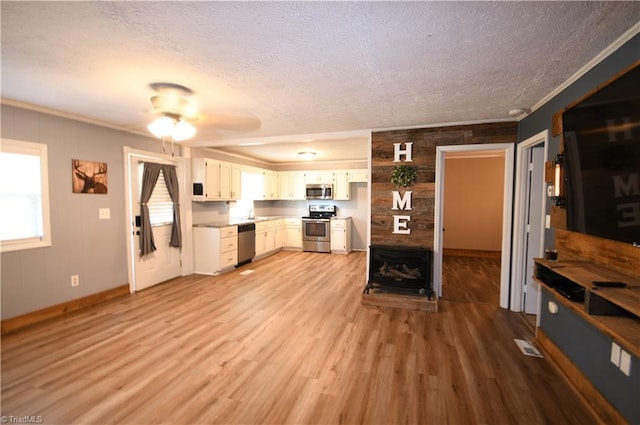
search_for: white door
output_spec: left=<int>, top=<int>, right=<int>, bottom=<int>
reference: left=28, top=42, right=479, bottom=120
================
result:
left=523, top=147, right=545, bottom=314
left=128, top=153, right=182, bottom=291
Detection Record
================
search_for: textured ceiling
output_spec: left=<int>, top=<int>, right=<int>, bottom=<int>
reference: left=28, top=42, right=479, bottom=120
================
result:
left=2, top=1, right=639, bottom=164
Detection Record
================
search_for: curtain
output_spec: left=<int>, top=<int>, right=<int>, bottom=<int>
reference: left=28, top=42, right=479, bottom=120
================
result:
left=139, top=162, right=162, bottom=256
left=162, top=164, right=182, bottom=248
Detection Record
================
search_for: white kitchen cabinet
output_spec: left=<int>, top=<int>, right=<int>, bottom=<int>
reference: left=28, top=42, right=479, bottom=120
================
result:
left=348, top=169, right=369, bottom=183
left=283, top=218, right=302, bottom=249
left=191, top=158, right=218, bottom=201
left=278, top=172, right=306, bottom=200
left=255, top=220, right=279, bottom=257
left=330, top=218, right=352, bottom=254
left=262, top=170, right=279, bottom=200
left=274, top=219, right=284, bottom=249
left=218, top=161, right=232, bottom=199
left=230, top=164, right=242, bottom=199
left=193, top=225, right=238, bottom=275
left=304, top=171, right=335, bottom=184
left=333, top=170, right=351, bottom=200
left=192, top=158, right=240, bottom=201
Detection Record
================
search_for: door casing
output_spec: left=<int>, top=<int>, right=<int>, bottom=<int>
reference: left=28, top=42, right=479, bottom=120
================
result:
left=123, top=147, right=191, bottom=292
left=433, top=143, right=515, bottom=308
left=511, top=130, right=549, bottom=316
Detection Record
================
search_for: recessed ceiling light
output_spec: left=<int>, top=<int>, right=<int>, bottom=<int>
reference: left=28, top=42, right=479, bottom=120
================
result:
left=298, top=151, right=316, bottom=160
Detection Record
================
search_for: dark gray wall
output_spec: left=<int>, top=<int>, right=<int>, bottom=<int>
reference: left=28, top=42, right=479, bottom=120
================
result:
left=525, top=34, right=639, bottom=423
left=518, top=33, right=640, bottom=247
left=1, top=105, right=165, bottom=319
left=540, top=289, right=639, bottom=423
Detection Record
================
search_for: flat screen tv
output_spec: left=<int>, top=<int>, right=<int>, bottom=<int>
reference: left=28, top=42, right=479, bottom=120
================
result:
left=562, top=63, right=640, bottom=245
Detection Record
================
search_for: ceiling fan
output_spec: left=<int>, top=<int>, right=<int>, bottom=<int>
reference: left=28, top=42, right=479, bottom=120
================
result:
left=146, top=82, right=262, bottom=144
left=147, top=82, right=198, bottom=142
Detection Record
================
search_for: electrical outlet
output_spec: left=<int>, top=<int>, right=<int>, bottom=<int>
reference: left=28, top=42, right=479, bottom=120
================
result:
left=620, top=350, right=632, bottom=376
left=71, top=275, right=79, bottom=287
left=99, top=208, right=110, bottom=220
left=611, top=342, right=621, bottom=366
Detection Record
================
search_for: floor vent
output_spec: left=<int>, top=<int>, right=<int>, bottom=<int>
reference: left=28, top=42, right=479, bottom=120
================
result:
left=515, top=339, right=543, bottom=357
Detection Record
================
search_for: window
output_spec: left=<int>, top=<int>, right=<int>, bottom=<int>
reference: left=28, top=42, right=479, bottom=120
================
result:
left=0, top=139, right=51, bottom=252
left=147, top=170, right=174, bottom=226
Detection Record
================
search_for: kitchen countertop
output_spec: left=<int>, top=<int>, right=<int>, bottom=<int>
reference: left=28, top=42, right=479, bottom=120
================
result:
left=193, top=216, right=350, bottom=228
left=193, top=216, right=290, bottom=228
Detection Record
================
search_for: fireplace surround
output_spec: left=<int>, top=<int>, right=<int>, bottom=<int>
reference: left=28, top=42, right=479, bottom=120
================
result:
left=365, top=245, right=433, bottom=299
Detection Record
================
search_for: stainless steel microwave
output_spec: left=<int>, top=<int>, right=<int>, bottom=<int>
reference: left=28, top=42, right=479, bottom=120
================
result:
left=305, top=184, right=333, bottom=200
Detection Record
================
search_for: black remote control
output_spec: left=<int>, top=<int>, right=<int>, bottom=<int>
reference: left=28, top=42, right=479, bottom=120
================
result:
left=593, top=281, right=627, bottom=288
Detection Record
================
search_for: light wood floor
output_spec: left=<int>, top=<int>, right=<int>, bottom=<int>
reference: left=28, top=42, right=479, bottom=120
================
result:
left=1, top=251, right=597, bottom=424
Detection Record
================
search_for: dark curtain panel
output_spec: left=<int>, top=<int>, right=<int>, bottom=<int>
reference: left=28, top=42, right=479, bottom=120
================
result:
left=162, top=164, right=182, bottom=248
left=139, top=162, right=162, bottom=256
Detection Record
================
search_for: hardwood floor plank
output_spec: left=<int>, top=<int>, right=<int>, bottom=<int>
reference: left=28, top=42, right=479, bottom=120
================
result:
left=1, top=251, right=599, bottom=424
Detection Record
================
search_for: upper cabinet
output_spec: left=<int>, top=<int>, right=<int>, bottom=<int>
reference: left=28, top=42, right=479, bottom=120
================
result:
left=278, top=171, right=306, bottom=200
left=192, top=157, right=367, bottom=202
left=191, top=158, right=242, bottom=201
left=348, top=169, right=369, bottom=183
left=262, top=170, right=279, bottom=200
left=304, top=171, right=335, bottom=184
left=333, top=170, right=350, bottom=201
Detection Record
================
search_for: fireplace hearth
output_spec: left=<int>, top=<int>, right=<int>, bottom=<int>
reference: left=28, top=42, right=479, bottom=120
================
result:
left=365, top=245, right=433, bottom=299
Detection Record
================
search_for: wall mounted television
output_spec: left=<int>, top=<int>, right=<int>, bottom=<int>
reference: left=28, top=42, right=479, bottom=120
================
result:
left=563, top=63, right=640, bottom=245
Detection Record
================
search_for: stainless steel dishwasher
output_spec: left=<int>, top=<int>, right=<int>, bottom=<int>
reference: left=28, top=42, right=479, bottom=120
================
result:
left=236, top=223, right=256, bottom=267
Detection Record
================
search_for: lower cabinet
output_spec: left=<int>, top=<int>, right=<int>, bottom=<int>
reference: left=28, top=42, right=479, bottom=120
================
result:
left=284, top=218, right=302, bottom=249
left=330, top=218, right=351, bottom=254
left=255, top=219, right=283, bottom=258
left=193, top=225, right=238, bottom=275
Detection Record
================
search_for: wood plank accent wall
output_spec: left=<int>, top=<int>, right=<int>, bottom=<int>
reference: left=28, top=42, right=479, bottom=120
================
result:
left=370, top=123, right=517, bottom=248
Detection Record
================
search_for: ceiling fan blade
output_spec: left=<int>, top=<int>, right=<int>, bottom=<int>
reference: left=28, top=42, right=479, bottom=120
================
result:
left=206, top=115, right=262, bottom=132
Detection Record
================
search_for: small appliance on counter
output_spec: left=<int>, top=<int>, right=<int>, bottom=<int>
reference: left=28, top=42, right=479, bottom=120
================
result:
left=302, top=205, right=337, bottom=253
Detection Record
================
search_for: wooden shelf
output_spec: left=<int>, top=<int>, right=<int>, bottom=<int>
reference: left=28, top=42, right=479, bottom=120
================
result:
left=534, top=258, right=640, bottom=357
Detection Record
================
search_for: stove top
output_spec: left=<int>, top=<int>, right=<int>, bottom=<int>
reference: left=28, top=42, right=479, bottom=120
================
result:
left=304, top=204, right=337, bottom=220
left=302, top=215, right=332, bottom=220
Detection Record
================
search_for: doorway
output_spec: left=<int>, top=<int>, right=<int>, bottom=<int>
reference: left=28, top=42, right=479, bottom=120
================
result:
left=511, top=130, right=549, bottom=317
left=441, top=154, right=506, bottom=304
left=124, top=147, right=186, bottom=292
left=433, top=143, right=515, bottom=308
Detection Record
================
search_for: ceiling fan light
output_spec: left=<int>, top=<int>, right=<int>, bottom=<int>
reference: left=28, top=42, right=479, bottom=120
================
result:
left=173, top=119, right=196, bottom=142
left=147, top=116, right=175, bottom=138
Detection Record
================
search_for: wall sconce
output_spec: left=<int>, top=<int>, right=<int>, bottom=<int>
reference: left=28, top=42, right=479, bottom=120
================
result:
left=553, top=153, right=565, bottom=206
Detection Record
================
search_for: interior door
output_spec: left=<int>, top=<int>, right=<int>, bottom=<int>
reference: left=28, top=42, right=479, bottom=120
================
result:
left=523, top=147, right=545, bottom=314
left=129, top=154, right=181, bottom=291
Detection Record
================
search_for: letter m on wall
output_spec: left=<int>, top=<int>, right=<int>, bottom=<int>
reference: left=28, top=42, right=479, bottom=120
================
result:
left=392, top=191, right=412, bottom=210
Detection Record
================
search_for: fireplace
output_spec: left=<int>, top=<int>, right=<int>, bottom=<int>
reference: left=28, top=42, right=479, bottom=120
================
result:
left=365, top=245, right=433, bottom=298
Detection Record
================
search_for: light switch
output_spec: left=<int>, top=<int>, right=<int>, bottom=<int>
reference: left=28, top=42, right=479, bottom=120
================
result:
left=545, top=215, right=551, bottom=229
left=610, top=342, right=621, bottom=366
left=620, top=350, right=632, bottom=376
left=99, top=208, right=111, bottom=220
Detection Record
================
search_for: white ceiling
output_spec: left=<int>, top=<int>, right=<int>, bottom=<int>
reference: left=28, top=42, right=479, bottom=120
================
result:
left=2, top=2, right=639, bottom=164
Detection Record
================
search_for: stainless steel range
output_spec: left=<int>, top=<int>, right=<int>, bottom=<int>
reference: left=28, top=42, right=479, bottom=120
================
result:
left=302, top=205, right=336, bottom=253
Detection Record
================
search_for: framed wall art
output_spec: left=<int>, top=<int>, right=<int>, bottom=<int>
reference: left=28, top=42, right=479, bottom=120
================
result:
left=72, top=159, right=108, bottom=194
